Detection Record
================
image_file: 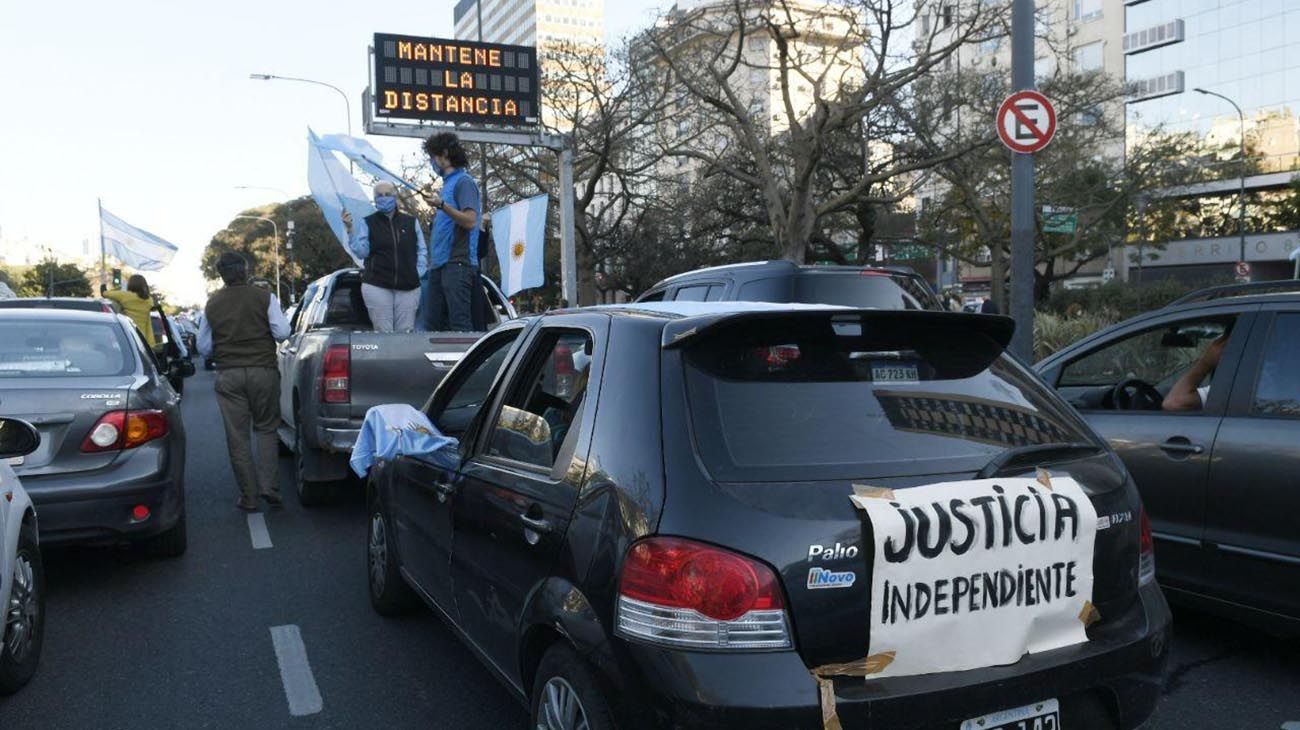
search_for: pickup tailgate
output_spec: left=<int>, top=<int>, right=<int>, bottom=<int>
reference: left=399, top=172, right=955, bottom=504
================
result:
left=345, top=331, right=482, bottom=417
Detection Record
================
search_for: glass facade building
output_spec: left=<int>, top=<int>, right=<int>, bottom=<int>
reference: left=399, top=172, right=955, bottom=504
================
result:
left=1125, top=0, right=1300, bottom=282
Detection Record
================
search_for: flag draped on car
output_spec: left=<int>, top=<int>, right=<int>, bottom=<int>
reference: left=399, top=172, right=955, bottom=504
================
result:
left=306, top=128, right=370, bottom=265
left=98, top=204, right=179, bottom=271
left=490, top=194, right=548, bottom=297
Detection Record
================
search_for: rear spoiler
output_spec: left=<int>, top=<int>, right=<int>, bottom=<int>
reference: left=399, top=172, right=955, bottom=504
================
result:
left=661, top=309, right=1015, bottom=351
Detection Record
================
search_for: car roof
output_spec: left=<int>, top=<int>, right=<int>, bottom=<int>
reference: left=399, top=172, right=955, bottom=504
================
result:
left=655, top=260, right=922, bottom=287
left=0, top=307, right=125, bottom=322
left=584, top=301, right=852, bottom=319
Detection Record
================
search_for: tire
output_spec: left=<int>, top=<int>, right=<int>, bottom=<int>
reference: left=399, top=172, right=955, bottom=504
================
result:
left=294, top=421, right=328, bottom=508
left=366, top=494, right=417, bottom=616
left=0, top=521, right=45, bottom=695
left=143, top=511, right=188, bottom=558
left=530, top=644, right=619, bottom=730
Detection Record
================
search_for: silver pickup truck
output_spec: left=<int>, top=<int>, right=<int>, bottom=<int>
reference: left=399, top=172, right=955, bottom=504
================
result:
left=277, top=268, right=515, bottom=505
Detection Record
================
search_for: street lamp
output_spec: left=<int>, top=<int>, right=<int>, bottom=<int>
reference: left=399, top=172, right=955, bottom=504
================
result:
left=1194, top=87, right=1249, bottom=281
left=233, top=215, right=281, bottom=301
left=249, top=73, right=352, bottom=136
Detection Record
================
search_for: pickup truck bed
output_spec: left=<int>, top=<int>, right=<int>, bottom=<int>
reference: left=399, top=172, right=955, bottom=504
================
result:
left=277, top=268, right=514, bottom=504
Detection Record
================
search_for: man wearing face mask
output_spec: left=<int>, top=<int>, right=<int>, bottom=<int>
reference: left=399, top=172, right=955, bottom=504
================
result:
left=421, top=132, right=481, bottom=332
left=342, top=181, right=428, bottom=333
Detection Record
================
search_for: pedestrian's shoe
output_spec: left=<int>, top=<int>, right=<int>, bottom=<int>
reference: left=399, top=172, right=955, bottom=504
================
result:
left=236, top=498, right=259, bottom=512
left=261, top=492, right=284, bottom=508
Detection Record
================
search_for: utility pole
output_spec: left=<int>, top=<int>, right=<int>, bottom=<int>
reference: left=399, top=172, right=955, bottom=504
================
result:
left=1009, top=0, right=1036, bottom=361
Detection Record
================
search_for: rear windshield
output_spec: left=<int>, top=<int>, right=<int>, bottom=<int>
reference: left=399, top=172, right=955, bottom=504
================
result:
left=792, top=272, right=937, bottom=310
left=682, top=315, right=1091, bottom=481
left=0, top=319, right=134, bottom=377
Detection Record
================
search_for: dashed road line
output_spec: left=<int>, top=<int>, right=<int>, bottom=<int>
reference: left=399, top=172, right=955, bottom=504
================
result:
left=247, top=513, right=273, bottom=550
left=1280, top=722, right=1299, bottom=729
left=269, top=625, right=323, bottom=717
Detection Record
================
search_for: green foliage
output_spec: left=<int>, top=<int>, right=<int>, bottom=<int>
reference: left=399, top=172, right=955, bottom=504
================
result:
left=204, top=197, right=353, bottom=297
left=1270, top=175, right=1300, bottom=231
left=1033, top=309, right=1122, bottom=363
left=19, top=260, right=92, bottom=298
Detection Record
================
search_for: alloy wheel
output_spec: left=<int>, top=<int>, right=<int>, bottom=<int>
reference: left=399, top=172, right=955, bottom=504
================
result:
left=368, top=513, right=388, bottom=596
left=4, top=552, right=38, bottom=663
left=536, top=677, right=590, bottom=730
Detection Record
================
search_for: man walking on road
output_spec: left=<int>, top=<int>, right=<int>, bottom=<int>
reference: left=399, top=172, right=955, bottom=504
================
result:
left=342, top=181, right=428, bottom=333
left=198, top=252, right=291, bottom=511
left=421, top=132, right=481, bottom=332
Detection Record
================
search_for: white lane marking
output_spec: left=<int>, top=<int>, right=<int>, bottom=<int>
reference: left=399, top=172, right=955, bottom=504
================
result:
left=269, top=625, right=323, bottom=717
left=1281, top=723, right=1300, bottom=729
left=247, top=513, right=273, bottom=550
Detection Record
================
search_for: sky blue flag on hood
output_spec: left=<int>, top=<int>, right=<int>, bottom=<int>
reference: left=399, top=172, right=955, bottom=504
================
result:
left=307, top=128, right=370, bottom=265
left=99, top=205, right=179, bottom=271
left=491, top=194, right=548, bottom=297
left=314, top=133, right=418, bottom=191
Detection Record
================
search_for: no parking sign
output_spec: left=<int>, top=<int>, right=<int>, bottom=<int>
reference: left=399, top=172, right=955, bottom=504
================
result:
left=996, top=90, right=1057, bottom=154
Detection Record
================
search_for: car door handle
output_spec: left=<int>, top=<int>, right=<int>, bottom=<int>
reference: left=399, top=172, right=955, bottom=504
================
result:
left=433, top=480, right=455, bottom=495
left=1159, top=439, right=1204, bottom=455
left=519, top=514, right=553, bottom=535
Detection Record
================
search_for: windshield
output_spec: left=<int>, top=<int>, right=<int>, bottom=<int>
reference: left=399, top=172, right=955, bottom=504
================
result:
left=0, top=319, right=133, bottom=377
left=682, top=315, right=1091, bottom=482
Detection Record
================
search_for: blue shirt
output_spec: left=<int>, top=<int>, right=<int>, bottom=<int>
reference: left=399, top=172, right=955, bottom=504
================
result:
left=348, top=212, right=429, bottom=279
left=197, top=294, right=291, bottom=359
left=431, top=168, right=482, bottom=268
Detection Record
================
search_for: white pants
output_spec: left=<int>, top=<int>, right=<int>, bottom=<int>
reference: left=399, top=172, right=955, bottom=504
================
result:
left=361, top=283, right=421, bottom=333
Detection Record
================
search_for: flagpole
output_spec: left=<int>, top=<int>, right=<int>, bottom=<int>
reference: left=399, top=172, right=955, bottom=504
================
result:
left=98, top=198, right=107, bottom=291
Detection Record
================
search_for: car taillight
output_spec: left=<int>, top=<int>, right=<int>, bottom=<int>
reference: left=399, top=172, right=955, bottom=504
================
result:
left=1138, top=508, right=1156, bottom=586
left=81, top=410, right=168, bottom=452
left=616, top=537, right=791, bottom=650
left=322, top=344, right=350, bottom=403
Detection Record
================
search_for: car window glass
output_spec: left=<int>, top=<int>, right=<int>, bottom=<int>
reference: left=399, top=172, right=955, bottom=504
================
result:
left=1058, top=315, right=1237, bottom=402
left=673, top=285, right=711, bottom=302
left=793, top=273, right=929, bottom=310
left=324, top=279, right=371, bottom=328
left=433, top=330, right=523, bottom=438
left=705, top=284, right=725, bottom=301
left=637, top=290, right=666, bottom=302
left=486, top=331, right=593, bottom=471
left=1251, top=313, right=1300, bottom=418
left=0, top=319, right=133, bottom=377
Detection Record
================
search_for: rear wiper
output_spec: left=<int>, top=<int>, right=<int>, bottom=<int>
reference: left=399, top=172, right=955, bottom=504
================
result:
left=976, top=442, right=1102, bottom=479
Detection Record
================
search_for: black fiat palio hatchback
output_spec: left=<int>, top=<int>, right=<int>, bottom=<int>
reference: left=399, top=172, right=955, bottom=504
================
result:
left=364, top=302, right=1170, bottom=730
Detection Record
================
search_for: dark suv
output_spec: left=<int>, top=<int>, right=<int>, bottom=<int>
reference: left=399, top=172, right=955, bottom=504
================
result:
left=1036, top=281, right=1300, bottom=632
left=365, top=303, right=1169, bottom=729
left=635, top=259, right=942, bottom=310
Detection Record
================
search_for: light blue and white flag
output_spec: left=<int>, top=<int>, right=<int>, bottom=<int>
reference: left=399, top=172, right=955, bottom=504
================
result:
left=491, top=194, right=548, bottom=297
left=314, top=133, right=418, bottom=192
left=307, top=128, right=371, bottom=265
left=99, top=206, right=179, bottom=271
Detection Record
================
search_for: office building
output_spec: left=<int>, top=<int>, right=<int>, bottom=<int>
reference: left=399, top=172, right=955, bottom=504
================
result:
left=1124, top=0, right=1300, bottom=282
left=453, top=0, right=604, bottom=51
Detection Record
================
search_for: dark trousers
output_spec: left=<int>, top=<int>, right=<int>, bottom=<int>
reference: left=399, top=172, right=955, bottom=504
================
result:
left=215, top=366, right=281, bottom=502
left=421, top=262, right=476, bottom=331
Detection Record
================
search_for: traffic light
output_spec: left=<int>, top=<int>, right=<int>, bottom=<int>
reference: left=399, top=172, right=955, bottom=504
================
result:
left=111, top=268, right=122, bottom=288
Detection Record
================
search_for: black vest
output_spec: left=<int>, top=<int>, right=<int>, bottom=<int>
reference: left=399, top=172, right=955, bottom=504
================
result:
left=204, top=285, right=277, bottom=369
left=362, top=212, right=421, bottom=291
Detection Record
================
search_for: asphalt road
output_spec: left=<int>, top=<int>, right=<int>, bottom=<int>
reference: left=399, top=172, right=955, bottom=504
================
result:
left=0, top=369, right=1297, bottom=729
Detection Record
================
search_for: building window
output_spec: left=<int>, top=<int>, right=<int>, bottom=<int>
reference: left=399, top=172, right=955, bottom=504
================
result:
left=1034, top=56, right=1054, bottom=81
left=1073, top=41, right=1103, bottom=71
left=1078, top=105, right=1103, bottom=126
left=943, top=5, right=954, bottom=28
left=1073, top=0, right=1103, bottom=21
left=1123, top=19, right=1185, bottom=55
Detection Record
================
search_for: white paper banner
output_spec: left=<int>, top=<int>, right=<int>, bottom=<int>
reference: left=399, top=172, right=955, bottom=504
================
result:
left=851, top=475, right=1098, bottom=679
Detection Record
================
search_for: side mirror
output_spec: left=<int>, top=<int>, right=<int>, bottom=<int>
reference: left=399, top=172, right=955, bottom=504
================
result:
left=0, top=418, right=41, bottom=459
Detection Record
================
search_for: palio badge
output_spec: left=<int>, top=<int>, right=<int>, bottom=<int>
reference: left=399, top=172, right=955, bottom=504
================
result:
left=807, top=567, right=856, bottom=590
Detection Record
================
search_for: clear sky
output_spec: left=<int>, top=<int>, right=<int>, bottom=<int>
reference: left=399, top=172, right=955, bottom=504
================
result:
left=0, top=0, right=666, bottom=306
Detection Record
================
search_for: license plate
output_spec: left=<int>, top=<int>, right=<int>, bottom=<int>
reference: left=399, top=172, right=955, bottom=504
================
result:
left=5, top=456, right=23, bottom=466
left=960, top=699, right=1060, bottom=730
left=871, top=363, right=919, bottom=383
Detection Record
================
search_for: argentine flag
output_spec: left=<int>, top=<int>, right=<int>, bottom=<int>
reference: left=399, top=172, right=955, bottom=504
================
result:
left=491, top=194, right=548, bottom=297
left=307, top=128, right=371, bottom=265
left=99, top=206, right=179, bottom=271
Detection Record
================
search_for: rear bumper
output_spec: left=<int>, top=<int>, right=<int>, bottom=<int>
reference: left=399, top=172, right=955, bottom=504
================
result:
left=611, top=583, right=1171, bottom=730
left=22, top=444, right=184, bottom=545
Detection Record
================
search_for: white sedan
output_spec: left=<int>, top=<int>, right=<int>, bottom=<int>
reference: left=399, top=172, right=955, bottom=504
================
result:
left=0, top=417, right=44, bottom=694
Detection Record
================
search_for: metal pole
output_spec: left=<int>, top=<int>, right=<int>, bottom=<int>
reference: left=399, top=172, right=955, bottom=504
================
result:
left=233, top=215, right=280, bottom=300
left=1194, top=88, right=1248, bottom=280
left=97, top=197, right=107, bottom=291
left=558, top=144, right=578, bottom=306
left=251, top=74, right=353, bottom=172
left=476, top=0, right=490, bottom=239
left=1009, top=0, right=1035, bottom=360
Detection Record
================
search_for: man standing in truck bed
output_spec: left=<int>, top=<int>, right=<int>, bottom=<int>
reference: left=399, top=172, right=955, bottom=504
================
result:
left=421, top=132, right=481, bottom=332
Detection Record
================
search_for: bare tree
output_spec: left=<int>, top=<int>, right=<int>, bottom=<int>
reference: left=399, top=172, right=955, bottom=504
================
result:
left=642, top=0, right=1008, bottom=263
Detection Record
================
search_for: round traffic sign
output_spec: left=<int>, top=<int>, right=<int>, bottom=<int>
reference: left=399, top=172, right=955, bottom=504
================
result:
left=1235, top=260, right=1251, bottom=279
left=996, top=90, right=1057, bottom=154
